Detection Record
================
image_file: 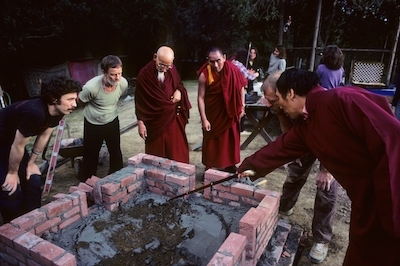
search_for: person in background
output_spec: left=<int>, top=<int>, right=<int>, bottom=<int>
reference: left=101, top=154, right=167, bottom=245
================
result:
left=0, top=76, right=81, bottom=223
left=135, top=46, right=191, bottom=163
left=78, top=55, right=128, bottom=181
left=197, top=47, right=247, bottom=173
left=267, top=45, right=286, bottom=75
left=247, top=47, right=263, bottom=92
left=392, top=63, right=400, bottom=121
left=238, top=69, right=400, bottom=266
left=231, top=48, right=260, bottom=135
left=262, top=72, right=337, bottom=264
left=316, top=45, right=345, bottom=89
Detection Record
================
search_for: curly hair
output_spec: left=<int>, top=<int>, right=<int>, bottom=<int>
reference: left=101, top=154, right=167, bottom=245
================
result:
left=320, top=45, right=344, bottom=70
left=40, top=76, right=82, bottom=105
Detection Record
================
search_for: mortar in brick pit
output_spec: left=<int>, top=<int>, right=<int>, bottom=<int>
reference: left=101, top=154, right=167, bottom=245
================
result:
left=43, top=191, right=250, bottom=265
left=41, top=161, right=254, bottom=266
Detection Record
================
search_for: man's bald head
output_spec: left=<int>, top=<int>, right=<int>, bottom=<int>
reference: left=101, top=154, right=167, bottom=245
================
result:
left=262, top=71, right=282, bottom=95
left=154, top=46, right=175, bottom=72
left=262, top=71, right=283, bottom=112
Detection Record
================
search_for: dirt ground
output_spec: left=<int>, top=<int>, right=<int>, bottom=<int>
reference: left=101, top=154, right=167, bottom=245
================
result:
left=36, top=80, right=350, bottom=265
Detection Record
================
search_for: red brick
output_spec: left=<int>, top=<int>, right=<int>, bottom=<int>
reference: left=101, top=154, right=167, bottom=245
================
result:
left=52, top=193, right=67, bottom=201
left=11, top=210, right=47, bottom=231
left=63, top=206, right=80, bottom=219
left=14, top=232, right=43, bottom=256
left=132, top=168, right=145, bottom=179
left=121, top=191, right=136, bottom=204
left=26, top=258, right=42, bottom=266
left=207, top=253, right=234, bottom=266
left=53, top=252, right=76, bottom=266
left=100, top=182, right=121, bottom=195
left=231, top=183, right=254, bottom=198
left=142, top=154, right=162, bottom=166
left=242, top=196, right=261, bottom=207
left=166, top=173, right=189, bottom=187
left=218, top=232, right=247, bottom=263
left=77, top=182, right=94, bottom=193
left=146, top=168, right=168, bottom=180
left=35, top=216, right=62, bottom=236
left=145, top=178, right=155, bottom=187
left=0, top=223, right=26, bottom=246
left=103, top=190, right=128, bottom=204
left=218, top=191, right=239, bottom=202
left=41, top=198, right=73, bottom=218
left=68, top=186, right=79, bottom=193
left=71, top=190, right=88, bottom=217
left=127, top=153, right=146, bottom=165
left=59, top=214, right=82, bottom=230
left=31, top=241, right=65, bottom=266
left=85, top=175, right=101, bottom=187
left=258, top=195, right=279, bottom=210
left=159, top=158, right=175, bottom=170
left=6, top=245, right=26, bottom=264
left=213, top=183, right=232, bottom=192
left=204, top=169, right=230, bottom=182
left=120, top=174, right=136, bottom=187
left=148, top=186, right=165, bottom=195
left=174, top=161, right=195, bottom=175
left=128, top=181, right=143, bottom=192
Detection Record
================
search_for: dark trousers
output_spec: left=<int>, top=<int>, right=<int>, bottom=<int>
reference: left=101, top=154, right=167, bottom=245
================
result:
left=0, top=147, right=42, bottom=223
left=79, top=117, right=123, bottom=180
left=279, top=153, right=338, bottom=243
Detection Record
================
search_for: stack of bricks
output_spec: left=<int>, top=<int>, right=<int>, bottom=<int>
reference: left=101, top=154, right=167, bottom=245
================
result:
left=207, top=181, right=281, bottom=266
left=0, top=190, right=87, bottom=265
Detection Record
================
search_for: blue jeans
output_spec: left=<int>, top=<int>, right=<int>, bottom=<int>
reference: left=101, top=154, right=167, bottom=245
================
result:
left=0, top=147, right=42, bottom=223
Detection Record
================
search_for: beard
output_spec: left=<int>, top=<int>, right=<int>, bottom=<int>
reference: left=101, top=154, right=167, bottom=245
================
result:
left=106, top=76, right=119, bottom=86
left=157, top=71, right=165, bottom=83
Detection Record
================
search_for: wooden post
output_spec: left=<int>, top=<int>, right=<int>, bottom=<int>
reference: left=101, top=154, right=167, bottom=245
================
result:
left=309, top=0, right=322, bottom=71
left=387, top=16, right=400, bottom=85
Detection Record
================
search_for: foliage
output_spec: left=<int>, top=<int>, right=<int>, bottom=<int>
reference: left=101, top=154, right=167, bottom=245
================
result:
left=0, top=0, right=398, bottom=98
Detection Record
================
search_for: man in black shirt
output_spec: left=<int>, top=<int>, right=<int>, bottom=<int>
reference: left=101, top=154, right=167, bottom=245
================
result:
left=0, top=76, right=81, bottom=223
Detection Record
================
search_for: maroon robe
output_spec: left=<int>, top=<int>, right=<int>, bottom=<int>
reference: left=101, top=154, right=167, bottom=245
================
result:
left=238, top=85, right=400, bottom=265
left=197, top=61, right=247, bottom=168
left=135, top=60, right=191, bottom=163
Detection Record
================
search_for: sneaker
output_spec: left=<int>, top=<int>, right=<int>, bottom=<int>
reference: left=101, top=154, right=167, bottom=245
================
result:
left=309, top=242, right=328, bottom=264
left=279, top=207, right=294, bottom=216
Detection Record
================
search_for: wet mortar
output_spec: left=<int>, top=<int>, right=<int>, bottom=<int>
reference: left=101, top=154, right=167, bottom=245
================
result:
left=43, top=192, right=251, bottom=266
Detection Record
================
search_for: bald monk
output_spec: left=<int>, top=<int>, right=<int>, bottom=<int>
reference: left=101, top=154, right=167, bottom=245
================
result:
left=135, top=46, right=191, bottom=163
left=197, top=47, right=247, bottom=173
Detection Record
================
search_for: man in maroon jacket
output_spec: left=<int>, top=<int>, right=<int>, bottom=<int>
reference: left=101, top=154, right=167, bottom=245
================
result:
left=197, top=47, right=247, bottom=173
left=238, top=69, right=400, bottom=265
left=135, top=46, right=191, bottom=163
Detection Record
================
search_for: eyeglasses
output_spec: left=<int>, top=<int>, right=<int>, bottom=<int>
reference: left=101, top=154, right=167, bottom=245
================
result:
left=158, top=63, right=173, bottom=69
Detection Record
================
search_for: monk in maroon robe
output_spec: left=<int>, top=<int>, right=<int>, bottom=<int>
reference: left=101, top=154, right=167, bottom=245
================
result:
left=238, top=69, right=400, bottom=265
left=135, top=46, right=191, bottom=163
left=197, top=47, right=247, bottom=172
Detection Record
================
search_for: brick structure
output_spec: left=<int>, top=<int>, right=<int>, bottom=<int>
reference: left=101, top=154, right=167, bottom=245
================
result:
left=0, top=153, right=282, bottom=266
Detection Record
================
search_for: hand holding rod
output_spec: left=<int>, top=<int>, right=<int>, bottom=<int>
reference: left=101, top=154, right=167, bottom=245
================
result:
left=168, top=170, right=255, bottom=201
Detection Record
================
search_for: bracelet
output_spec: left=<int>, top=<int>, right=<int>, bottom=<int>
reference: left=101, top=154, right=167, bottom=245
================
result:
left=32, top=150, right=40, bottom=155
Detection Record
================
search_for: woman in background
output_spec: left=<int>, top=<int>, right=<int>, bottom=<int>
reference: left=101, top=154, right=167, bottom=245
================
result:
left=267, top=45, right=286, bottom=75
left=316, top=45, right=345, bottom=89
